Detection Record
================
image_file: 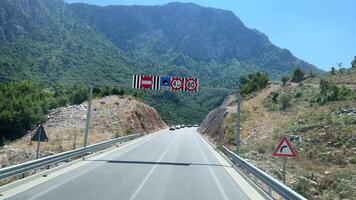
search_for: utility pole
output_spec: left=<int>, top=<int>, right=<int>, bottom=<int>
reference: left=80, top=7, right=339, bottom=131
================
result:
left=83, top=86, right=93, bottom=148
left=236, top=89, right=241, bottom=155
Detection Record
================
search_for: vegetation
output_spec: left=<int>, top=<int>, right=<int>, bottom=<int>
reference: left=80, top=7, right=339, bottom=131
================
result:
left=352, top=56, right=356, bottom=68
left=331, top=67, right=335, bottom=75
left=0, top=81, right=135, bottom=145
left=314, top=79, right=354, bottom=105
left=240, top=72, right=270, bottom=94
left=0, top=0, right=320, bottom=143
left=281, top=76, right=289, bottom=86
left=278, top=93, right=291, bottom=111
left=292, top=67, right=305, bottom=82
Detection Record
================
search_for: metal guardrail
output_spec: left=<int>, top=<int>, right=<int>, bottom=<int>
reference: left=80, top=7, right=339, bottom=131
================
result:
left=222, top=146, right=307, bottom=200
left=0, top=134, right=141, bottom=180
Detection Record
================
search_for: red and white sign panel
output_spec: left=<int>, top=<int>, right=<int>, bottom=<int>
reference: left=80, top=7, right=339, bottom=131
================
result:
left=170, top=77, right=184, bottom=92
left=273, top=136, right=297, bottom=158
left=132, top=75, right=199, bottom=93
left=132, top=75, right=160, bottom=90
left=184, top=78, right=199, bottom=92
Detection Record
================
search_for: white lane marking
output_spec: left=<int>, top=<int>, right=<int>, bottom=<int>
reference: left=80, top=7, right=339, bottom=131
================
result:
left=1, top=131, right=165, bottom=200
left=193, top=132, right=229, bottom=200
left=129, top=133, right=177, bottom=200
left=198, top=134, right=266, bottom=200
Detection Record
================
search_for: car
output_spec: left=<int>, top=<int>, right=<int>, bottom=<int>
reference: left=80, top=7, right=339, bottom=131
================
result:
left=175, top=126, right=180, bottom=129
left=169, top=127, right=175, bottom=130
left=181, top=125, right=185, bottom=128
left=187, top=124, right=192, bottom=127
left=193, top=124, right=199, bottom=127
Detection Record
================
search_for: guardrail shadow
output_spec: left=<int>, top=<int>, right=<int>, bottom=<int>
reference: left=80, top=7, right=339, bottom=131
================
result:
left=86, top=159, right=232, bottom=168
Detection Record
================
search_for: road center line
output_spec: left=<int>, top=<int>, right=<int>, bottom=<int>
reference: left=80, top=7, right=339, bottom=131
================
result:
left=129, top=133, right=177, bottom=200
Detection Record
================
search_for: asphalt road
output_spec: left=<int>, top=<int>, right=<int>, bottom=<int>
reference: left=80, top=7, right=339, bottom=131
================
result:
left=6, top=128, right=261, bottom=200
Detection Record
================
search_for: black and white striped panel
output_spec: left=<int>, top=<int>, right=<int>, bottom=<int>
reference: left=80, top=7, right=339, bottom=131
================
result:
left=132, top=75, right=141, bottom=89
left=152, top=76, right=161, bottom=90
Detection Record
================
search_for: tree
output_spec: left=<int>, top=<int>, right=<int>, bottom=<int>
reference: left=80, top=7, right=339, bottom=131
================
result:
left=281, top=76, right=289, bottom=86
left=352, top=56, right=356, bottom=68
left=331, top=67, right=335, bottom=75
left=292, top=67, right=305, bottom=83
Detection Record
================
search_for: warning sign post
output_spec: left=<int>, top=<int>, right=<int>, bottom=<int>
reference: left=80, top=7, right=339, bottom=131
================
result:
left=272, top=136, right=297, bottom=185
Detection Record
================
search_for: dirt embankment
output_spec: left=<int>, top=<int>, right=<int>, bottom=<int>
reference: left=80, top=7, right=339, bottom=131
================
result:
left=0, top=95, right=167, bottom=167
left=199, top=79, right=356, bottom=199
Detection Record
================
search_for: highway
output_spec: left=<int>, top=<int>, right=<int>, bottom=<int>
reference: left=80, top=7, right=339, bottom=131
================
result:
left=3, top=128, right=265, bottom=200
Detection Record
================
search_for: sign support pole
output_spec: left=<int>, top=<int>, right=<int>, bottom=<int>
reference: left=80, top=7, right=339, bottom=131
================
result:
left=283, top=157, right=287, bottom=185
left=35, top=126, right=41, bottom=159
left=83, top=86, right=93, bottom=149
left=236, top=89, right=241, bottom=155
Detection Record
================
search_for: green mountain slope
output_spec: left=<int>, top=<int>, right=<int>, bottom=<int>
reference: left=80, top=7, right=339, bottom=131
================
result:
left=0, top=0, right=323, bottom=129
left=70, top=2, right=321, bottom=84
left=0, top=0, right=134, bottom=85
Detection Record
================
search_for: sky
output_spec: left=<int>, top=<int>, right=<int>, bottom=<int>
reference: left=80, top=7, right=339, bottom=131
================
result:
left=64, top=0, right=356, bottom=71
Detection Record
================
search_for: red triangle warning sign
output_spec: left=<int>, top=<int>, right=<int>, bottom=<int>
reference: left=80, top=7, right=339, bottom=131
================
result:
left=273, top=136, right=297, bottom=158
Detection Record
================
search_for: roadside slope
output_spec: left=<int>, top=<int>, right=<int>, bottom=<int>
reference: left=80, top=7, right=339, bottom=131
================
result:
left=0, top=95, right=167, bottom=167
left=199, top=68, right=356, bottom=199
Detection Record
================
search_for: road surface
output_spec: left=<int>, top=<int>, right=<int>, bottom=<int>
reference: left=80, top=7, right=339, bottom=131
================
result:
left=3, top=128, right=265, bottom=200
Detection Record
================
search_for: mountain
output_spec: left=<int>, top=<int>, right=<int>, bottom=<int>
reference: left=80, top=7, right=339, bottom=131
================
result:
left=0, top=0, right=322, bottom=127
left=69, top=2, right=320, bottom=83
left=0, top=0, right=134, bottom=85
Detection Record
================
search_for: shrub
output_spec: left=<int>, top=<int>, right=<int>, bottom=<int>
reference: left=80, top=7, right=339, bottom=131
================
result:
left=240, top=72, right=269, bottom=94
left=292, top=67, right=305, bottom=83
left=271, top=92, right=279, bottom=104
left=317, top=79, right=353, bottom=105
left=281, top=76, right=289, bottom=86
left=279, top=93, right=291, bottom=111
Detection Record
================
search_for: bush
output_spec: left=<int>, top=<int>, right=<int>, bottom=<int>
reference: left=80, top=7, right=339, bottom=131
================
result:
left=271, top=92, right=279, bottom=104
left=281, top=76, right=289, bottom=86
left=279, top=93, right=291, bottom=111
left=316, top=79, right=353, bottom=105
left=292, top=67, right=305, bottom=83
left=240, top=72, right=269, bottom=94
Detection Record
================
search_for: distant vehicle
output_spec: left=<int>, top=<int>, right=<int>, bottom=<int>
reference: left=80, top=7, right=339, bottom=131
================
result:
left=175, top=126, right=180, bottom=129
left=169, top=127, right=175, bottom=130
left=181, top=125, right=185, bottom=128
left=193, top=124, right=199, bottom=127
left=187, top=124, right=192, bottom=127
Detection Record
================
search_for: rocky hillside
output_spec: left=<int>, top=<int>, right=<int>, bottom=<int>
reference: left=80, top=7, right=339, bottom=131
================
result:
left=70, top=2, right=319, bottom=81
left=199, top=68, right=356, bottom=199
left=0, top=95, right=166, bottom=167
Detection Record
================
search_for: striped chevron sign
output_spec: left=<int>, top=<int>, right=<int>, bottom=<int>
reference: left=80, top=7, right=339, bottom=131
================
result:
left=132, top=75, right=199, bottom=93
left=132, top=75, right=160, bottom=90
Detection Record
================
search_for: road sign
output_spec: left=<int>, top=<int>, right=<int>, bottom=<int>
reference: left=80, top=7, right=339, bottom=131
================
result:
left=170, top=77, right=184, bottom=91
left=133, top=74, right=198, bottom=92
left=31, top=124, right=48, bottom=159
left=273, top=136, right=297, bottom=158
left=184, top=78, right=199, bottom=92
left=31, top=125, right=48, bottom=142
left=132, top=75, right=160, bottom=90
left=141, top=75, right=153, bottom=89
left=161, top=76, right=171, bottom=90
